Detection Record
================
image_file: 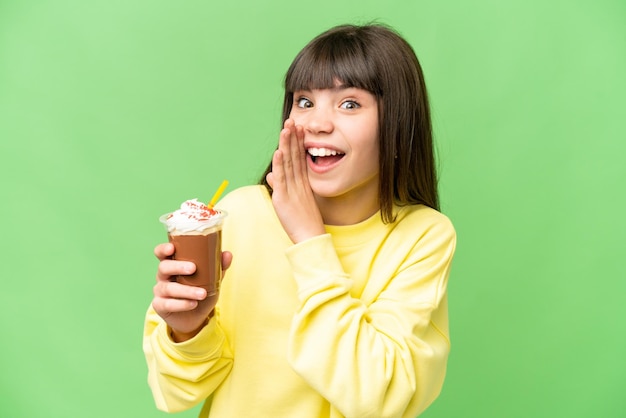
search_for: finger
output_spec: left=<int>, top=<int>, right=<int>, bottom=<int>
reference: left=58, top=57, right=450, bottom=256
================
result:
left=284, top=118, right=295, bottom=130
left=154, top=279, right=206, bottom=299
left=156, top=259, right=196, bottom=282
left=152, top=296, right=199, bottom=314
left=221, top=251, right=233, bottom=271
left=283, top=118, right=296, bottom=143
left=290, top=124, right=308, bottom=185
left=265, top=171, right=274, bottom=189
left=281, top=120, right=306, bottom=180
left=281, top=119, right=299, bottom=163
left=154, top=242, right=175, bottom=260
left=278, top=125, right=294, bottom=179
left=270, top=148, right=285, bottom=192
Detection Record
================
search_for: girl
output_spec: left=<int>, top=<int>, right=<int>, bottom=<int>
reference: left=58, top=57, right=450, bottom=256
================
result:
left=144, top=23, right=456, bottom=418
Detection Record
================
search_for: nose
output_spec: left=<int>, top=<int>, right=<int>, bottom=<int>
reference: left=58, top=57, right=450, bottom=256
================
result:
left=303, top=107, right=334, bottom=135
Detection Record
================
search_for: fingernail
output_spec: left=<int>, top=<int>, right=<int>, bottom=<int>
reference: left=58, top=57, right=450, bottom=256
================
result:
left=195, top=289, right=206, bottom=299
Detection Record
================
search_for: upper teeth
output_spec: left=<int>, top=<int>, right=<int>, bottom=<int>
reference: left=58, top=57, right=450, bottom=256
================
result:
left=308, top=147, right=342, bottom=157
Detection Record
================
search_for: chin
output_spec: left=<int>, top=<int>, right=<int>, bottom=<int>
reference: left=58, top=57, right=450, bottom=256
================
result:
left=309, top=183, right=342, bottom=199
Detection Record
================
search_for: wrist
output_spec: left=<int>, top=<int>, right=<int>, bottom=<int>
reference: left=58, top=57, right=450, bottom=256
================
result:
left=170, top=315, right=211, bottom=343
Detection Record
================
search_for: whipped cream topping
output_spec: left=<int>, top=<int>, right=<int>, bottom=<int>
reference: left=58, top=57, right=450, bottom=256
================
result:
left=161, top=198, right=226, bottom=233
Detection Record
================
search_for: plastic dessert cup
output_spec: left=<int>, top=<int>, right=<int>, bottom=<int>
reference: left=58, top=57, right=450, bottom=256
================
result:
left=159, top=210, right=227, bottom=296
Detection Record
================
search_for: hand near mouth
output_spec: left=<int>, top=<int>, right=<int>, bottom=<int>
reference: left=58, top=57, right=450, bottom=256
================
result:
left=266, top=119, right=326, bottom=244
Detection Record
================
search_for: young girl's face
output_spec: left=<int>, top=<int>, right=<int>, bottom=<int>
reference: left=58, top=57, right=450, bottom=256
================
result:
left=289, top=85, right=379, bottom=209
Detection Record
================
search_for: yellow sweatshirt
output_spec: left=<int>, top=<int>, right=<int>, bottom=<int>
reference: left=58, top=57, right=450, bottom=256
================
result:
left=144, top=185, right=456, bottom=418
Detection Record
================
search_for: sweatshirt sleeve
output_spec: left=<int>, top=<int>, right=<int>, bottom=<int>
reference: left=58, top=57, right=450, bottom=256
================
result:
left=143, top=306, right=233, bottom=412
left=285, top=219, right=456, bottom=418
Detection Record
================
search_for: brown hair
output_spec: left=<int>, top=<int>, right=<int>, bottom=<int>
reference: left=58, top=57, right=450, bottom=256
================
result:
left=259, top=23, right=439, bottom=222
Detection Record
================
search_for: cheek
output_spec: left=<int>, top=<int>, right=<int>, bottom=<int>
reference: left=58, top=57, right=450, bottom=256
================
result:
left=367, top=141, right=381, bottom=172
left=366, top=130, right=380, bottom=156
left=287, top=104, right=302, bottom=122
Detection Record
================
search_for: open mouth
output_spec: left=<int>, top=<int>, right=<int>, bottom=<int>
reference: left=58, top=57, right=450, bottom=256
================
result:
left=307, top=147, right=345, bottom=166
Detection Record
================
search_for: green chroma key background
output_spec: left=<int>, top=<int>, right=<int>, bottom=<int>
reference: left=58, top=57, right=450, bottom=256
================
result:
left=1, top=0, right=624, bottom=417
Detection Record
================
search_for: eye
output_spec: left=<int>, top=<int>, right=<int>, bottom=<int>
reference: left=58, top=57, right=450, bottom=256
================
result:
left=296, top=97, right=313, bottom=108
left=340, top=100, right=360, bottom=110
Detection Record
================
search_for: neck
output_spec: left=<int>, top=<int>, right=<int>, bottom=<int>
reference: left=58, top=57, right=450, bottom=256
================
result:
left=316, top=194, right=380, bottom=226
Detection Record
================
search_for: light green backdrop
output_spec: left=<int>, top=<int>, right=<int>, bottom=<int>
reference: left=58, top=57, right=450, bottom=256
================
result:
left=1, top=0, right=624, bottom=417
